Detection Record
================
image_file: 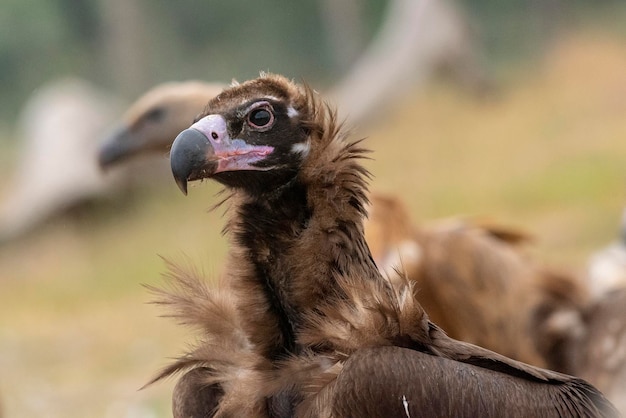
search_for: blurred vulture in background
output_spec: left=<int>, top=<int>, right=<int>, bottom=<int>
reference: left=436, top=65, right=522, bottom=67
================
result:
left=98, top=81, right=225, bottom=169
left=365, top=194, right=590, bottom=372
left=0, top=80, right=225, bottom=244
left=368, top=195, right=626, bottom=412
left=97, top=81, right=225, bottom=172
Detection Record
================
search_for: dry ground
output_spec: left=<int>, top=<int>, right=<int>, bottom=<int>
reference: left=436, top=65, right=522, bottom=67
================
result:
left=1, top=32, right=626, bottom=417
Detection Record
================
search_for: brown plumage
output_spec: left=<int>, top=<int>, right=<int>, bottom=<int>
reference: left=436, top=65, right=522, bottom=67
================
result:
left=147, top=73, right=617, bottom=417
left=98, top=81, right=225, bottom=169
left=365, top=194, right=590, bottom=372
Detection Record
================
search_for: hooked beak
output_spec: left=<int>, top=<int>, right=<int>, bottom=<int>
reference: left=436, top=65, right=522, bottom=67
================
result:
left=170, top=127, right=216, bottom=195
left=98, top=125, right=137, bottom=170
left=170, top=114, right=274, bottom=195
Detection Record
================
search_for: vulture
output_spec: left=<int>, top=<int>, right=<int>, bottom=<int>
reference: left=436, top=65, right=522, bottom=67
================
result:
left=103, top=79, right=587, bottom=371
left=0, top=80, right=222, bottom=244
left=149, top=73, right=617, bottom=417
left=574, top=288, right=626, bottom=414
left=367, top=198, right=626, bottom=412
left=98, top=81, right=225, bottom=169
left=365, top=194, right=590, bottom=372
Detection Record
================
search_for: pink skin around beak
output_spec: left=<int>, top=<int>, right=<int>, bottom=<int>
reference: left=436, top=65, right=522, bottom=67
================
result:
left=170, top=114, right=274, bottom=194
left=190, top=115, right=274, bottom=173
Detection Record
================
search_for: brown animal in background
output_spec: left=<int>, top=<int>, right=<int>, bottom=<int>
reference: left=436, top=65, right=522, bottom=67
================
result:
left=366, top=193, right=590, bottom=372
left=98, top=81, right=225, bottom=169
left=149, top=74, right=616, bottom=417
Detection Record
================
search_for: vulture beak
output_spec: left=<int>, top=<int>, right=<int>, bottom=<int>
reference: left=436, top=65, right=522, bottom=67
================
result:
left=170, top=127, right=215, bottom=195
left=170, top=114, right=274, bottom=195
left=98, top=125, right=138, bottom=170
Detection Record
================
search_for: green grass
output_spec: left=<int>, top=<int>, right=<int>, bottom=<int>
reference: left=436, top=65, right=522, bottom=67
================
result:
left=1, top=31, right=626, bottom=417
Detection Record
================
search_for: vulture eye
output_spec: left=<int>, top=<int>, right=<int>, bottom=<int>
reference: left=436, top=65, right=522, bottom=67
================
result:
left=247, top=107, right=274, bottom=130
left=145, top=107, right=165, bottom=122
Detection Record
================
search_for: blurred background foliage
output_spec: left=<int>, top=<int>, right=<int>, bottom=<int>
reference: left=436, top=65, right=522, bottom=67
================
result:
left=0, top=0, right=624, bottom=126
left=0, top=0, right=376, bottom=125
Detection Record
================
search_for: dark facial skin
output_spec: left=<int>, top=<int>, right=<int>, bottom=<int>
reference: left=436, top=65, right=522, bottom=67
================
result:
left=171, top=95, right=310, bottom=196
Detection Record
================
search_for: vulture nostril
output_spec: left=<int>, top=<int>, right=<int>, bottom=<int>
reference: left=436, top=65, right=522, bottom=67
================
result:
left=211, top=132, right=219, bottom=141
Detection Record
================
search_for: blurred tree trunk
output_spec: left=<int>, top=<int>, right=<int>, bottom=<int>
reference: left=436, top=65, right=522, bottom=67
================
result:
left=328, top=0, right=490, bottom=128
left=96, top=0, right=150, bottom=96
left=318, top=0, right=367, bottom=74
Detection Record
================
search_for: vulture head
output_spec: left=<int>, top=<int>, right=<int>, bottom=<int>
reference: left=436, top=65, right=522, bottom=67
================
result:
left=170, top=75, right=319, bottom=196
left=98, top=81, right=225, bottom=169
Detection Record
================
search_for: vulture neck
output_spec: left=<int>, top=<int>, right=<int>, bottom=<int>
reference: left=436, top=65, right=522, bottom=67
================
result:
left=228, top=131, right=379, bottom=359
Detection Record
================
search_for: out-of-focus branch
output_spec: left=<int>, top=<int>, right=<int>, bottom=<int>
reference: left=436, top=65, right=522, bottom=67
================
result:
left=318, top=0, right=366, bottom=73
left=328, top=0, right=489, bottom=128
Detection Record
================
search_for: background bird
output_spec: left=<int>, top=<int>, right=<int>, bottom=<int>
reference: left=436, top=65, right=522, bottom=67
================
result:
left=366, top=194, right=590, bottom=372
left=98, top=81, right=226, bottom=169
left=0, top=80, right=225, bottom=244
left=156, top=73, right=616, bottom=417
left=366, top=194, right=626, bottom=413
